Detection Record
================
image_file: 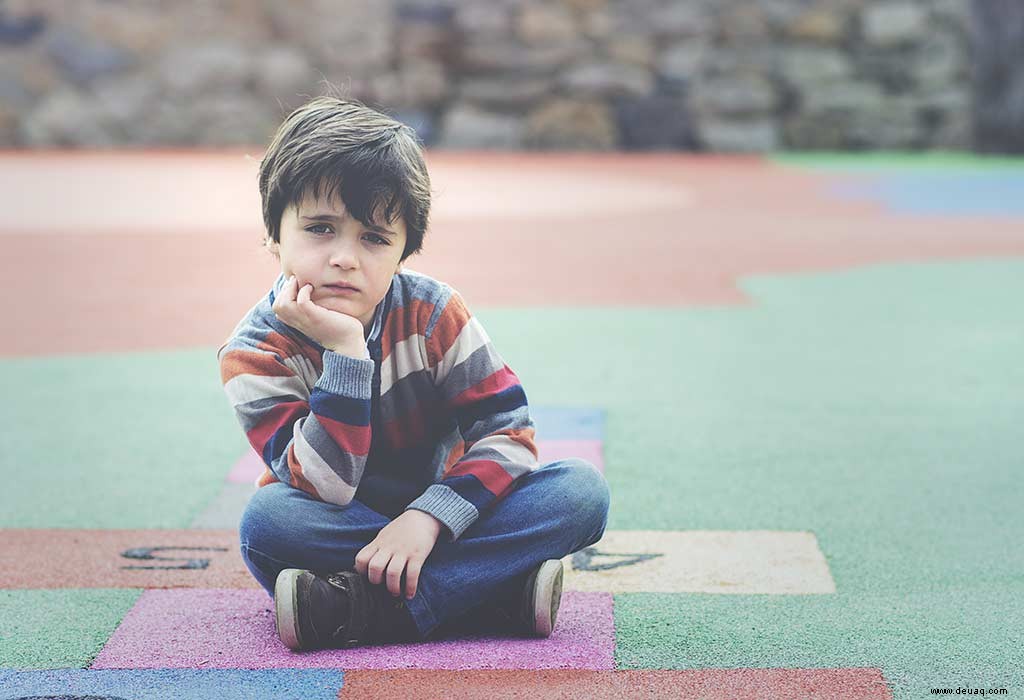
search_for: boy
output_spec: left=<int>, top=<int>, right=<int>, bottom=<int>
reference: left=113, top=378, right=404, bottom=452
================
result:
left=217, top=95, right=610, bottom=650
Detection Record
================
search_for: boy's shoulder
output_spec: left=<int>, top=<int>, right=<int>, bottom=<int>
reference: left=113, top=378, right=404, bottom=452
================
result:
left=217, top=276, right=296, bottom=359
left=390, top=268, right=474, bottom=339
left=393, top=267, right=456, bottom=305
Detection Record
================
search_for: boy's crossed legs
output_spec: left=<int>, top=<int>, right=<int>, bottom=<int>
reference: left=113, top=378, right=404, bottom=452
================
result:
left=238, top=458, right=610, bottom=646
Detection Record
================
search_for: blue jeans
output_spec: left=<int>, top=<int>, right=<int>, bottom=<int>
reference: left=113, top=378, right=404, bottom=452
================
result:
left=238, top=458, right=610, bottom=641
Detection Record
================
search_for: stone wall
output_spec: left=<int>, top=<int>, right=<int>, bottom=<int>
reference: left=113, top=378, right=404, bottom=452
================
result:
left=0, top=0, right=993, bottom=151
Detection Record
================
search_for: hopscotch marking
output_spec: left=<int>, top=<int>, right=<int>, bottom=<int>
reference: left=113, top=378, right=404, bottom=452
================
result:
left=562, top=530, right=836, bottom=594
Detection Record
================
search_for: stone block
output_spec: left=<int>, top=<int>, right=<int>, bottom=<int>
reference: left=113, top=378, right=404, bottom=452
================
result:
left=438, top=105, right=523, bottom=149
left=524, top=98, right=618, bottom=150
left=801, top=80, right=886, bottom=114
left=787, top=5, right=849, bottom=42
left=44, top=26, right=135, bottom=86
left=861, top=1, right=930, bottom=47
left=692, top=75, right=779, bottom=116
left=370, top=60, right=449, bottom=108
left=460, top=77, right=552, bottom=109
left=614, top=95, right=697, bottom=150
left=657, top=40, right=708, bottom=81
left=454, top=3, right=512, bottom=35
left=778, top=47, right=852, bottom=85
left=699, top=118, right=780, bottom=152
left=605, top=34, right=656, bottom=68
left=460, top=39, right=585, bottom=75
left=253, top=45, right=314, bottom=108
left=560, top=61, right=655, bottom=98
left=158, top=42, right=252, bottom=96
left=517, top=3, right=579, bottom=44
left=648, top=3, right=711, bottom=38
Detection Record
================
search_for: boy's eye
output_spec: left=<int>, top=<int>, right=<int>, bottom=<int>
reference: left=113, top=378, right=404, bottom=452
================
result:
left=306, top=225, right=388, bottom=245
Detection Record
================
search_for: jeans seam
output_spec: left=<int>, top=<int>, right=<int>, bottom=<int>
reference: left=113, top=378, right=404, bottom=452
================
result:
left=239, top=542, right=299, bottom=583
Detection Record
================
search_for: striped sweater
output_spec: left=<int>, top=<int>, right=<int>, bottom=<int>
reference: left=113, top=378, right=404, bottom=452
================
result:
left=217, top=270, right=539, bottom=541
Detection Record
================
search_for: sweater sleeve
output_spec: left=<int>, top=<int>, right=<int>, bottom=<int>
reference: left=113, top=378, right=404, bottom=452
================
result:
left=218, top=331, right=375, bottom=506
left=404, top=288, right=539, bottom=541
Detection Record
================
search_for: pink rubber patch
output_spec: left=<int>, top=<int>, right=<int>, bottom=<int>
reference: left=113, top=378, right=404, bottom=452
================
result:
left=90, top=589, right=615, bottom=670
left=538, top=440, right=604, bottom=473
left=228, top=449, right=266, bottom=484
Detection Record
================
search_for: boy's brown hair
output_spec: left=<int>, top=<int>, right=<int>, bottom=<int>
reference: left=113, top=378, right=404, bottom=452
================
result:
left=258, top=94, right=431, bottom=262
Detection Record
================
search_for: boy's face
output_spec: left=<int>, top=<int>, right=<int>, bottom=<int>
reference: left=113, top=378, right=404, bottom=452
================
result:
left=269, top=189, right=407, bottom=333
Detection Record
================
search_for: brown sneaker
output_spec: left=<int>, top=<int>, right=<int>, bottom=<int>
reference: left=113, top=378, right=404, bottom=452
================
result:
left=518, top=559, right=564, bottom=638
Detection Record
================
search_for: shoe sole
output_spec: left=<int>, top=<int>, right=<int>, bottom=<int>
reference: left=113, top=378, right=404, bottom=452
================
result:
left=274, top=568, right=303, bottom=651
left=531, top=559, right=563, bottom=638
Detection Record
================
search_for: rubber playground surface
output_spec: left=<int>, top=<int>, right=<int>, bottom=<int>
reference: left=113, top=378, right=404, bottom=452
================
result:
left=1, top=150, right=1022, bottom=699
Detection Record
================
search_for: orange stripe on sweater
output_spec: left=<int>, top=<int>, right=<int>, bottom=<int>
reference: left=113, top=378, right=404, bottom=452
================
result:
left=287, top=443, right=322, bottom=500
left=425, top=292, right=471, bottom=367
left=219, top=348, right=290, bottom=383
left=443, top=440, right=466, bottom=474
left=498, top=426, right=539, bottom=459
left=381, top=297, right=436, bottom=362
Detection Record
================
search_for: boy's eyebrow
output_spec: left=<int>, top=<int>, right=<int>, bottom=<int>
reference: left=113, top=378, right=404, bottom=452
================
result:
left=300, top=211, right=397, bottom=236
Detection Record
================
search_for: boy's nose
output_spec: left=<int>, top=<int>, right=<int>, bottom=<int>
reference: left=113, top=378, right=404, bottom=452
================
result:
left=329, top=243, right=359, bottom=267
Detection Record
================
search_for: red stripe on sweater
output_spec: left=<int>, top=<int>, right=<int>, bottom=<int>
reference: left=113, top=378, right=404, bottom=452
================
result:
left=451, top=365, right=520, bottom=407
left=381, top=409, right=428, bottom=450
left=316, top=414, right=373, bottom=456
left=448, top=458, right=515, bottom=497
left=246, top=400, right=307, bottom=459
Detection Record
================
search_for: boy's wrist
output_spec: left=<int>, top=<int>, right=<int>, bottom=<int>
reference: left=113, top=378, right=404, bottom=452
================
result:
left=326, top=341, right=369, bottom=360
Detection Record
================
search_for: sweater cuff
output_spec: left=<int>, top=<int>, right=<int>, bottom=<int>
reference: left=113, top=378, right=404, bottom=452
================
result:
left=405, top=484, right=479, bottom=542
left=316, top=350, right=374, bottom=398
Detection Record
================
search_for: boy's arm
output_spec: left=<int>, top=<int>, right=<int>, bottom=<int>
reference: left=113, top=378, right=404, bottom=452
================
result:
left=218, top=333, right=374, bottom=505
left=404, top=289, right=540, bottom=542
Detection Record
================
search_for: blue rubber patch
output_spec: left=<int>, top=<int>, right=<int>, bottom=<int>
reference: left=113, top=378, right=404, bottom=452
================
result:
left=830, top=172, right=1024, bottom=216
left=531, top=406, right=605, bottom=440
left=0, top=669, right=342, bottom=700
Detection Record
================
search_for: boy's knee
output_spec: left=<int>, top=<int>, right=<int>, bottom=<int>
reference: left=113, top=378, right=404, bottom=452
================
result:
left=557, top=459, right=610, bottom=532
left=239, top=482, right=292, bottom=551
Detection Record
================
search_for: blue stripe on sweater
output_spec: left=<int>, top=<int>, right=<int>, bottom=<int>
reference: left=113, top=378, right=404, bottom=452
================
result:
left=441, top=473, right=499, bottom=510
left=263, top=423, right=293, bottom=482
left=455, top=384, right=527, bottom=436
left=310, top=389, right=372, bottom=426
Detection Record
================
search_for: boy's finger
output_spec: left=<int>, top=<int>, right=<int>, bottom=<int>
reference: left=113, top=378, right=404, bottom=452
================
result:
left=386, top=556, right=406, bottom=597
left=405, top=560, right=422, bottom=599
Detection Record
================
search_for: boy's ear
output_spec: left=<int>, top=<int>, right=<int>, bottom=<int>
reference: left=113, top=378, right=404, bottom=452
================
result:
left=265, top=237, right=279, bottom=255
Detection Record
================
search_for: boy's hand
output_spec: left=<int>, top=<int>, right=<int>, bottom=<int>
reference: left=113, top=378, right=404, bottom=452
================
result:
left=272, top=275, right=366, bottom=356
left=355, top=509, right=444, bottom=600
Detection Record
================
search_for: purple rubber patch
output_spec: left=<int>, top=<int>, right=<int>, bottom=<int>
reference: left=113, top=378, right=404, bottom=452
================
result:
left=91, top=589, right=614, bottom=670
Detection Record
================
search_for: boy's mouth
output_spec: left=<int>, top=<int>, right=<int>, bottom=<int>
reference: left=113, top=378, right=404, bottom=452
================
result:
left=324, top=283, right=359, bottom=292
